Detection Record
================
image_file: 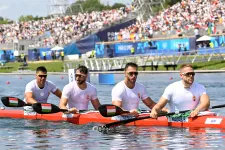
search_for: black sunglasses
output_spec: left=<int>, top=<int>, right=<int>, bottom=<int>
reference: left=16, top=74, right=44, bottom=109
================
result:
left=75, top=74, right=86, bottom=78
left=38, top=75, right=47, bottom=78
left=127, top=72, right=138, bottom=76
left=182, top=72, right=195, bottom=77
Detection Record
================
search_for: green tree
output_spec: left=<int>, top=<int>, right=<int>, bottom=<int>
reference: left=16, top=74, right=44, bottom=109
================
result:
left=66, top=0, right=125, bottom=15
left=0, top=17, right=12, bottom=24
left=111, top=3, right=126, bottom=9
left=163, top=0, right=181, bottom=9
left=80, top=0, right=104, bottom=12
left=66, top=0, right=85, bottom=15
left=18, top=15, right=44, bottom=22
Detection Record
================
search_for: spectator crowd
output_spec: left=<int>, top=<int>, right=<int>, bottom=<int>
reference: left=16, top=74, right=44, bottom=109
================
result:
left=110, top=0, right=225, bottom=41
left=1, top=0, right=225, bottom=46
left=0, top=8, right=130, bottom=47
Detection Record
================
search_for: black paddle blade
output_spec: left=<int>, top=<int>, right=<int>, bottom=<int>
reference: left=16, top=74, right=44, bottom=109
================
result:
left=1, top=96, right=27, bottom=107
left=32, top=103, right=62, bottom=114
left=98, top=104, right=128, bottom=117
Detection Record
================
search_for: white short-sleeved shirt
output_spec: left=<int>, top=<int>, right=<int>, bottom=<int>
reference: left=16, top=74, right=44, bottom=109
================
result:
left=25, top=80, right=57, bottom=103
left=162, top=81, right=207, bottom=112
left=112, top=81, right=149, bottom=111
left=61, top=81, right=97, bottom=110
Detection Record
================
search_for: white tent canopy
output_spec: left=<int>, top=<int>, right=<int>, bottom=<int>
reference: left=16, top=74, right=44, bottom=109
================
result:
left=51, top=46, right=64, bottom=51
left=196, top=35, right=211, bottom=42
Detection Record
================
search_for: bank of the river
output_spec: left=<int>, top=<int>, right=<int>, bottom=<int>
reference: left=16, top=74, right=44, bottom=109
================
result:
left=1, top=60, right=225, bottom=73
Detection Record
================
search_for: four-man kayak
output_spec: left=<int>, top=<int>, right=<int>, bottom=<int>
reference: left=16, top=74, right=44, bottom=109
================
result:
left=0, top=109, right=224, bottom=128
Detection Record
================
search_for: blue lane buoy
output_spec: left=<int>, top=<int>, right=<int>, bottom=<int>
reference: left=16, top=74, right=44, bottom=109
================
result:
left=98, top=74, right=115, bottom=85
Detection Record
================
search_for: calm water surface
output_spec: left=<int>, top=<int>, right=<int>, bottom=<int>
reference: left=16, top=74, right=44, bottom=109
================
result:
left=0, top=73, right=225, bottom=149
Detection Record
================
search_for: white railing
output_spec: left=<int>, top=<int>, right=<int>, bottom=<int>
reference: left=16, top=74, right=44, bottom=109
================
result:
left=63, top=47, right=225, bottom=72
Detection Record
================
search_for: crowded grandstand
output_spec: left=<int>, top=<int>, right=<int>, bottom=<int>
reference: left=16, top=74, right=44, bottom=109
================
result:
left=0, top=0, right=225, bottom=62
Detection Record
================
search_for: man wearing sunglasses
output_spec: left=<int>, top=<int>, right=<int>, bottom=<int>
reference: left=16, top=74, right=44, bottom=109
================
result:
left=25, top=66, right=62, bottom=104
left=112, top=62, right=166, bottom=116
left=59, top=66, right=101, bottom=113
left=150, top=64, right=210, bottom=119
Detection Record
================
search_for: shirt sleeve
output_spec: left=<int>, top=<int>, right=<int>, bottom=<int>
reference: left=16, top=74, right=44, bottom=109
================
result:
left=91, top=86, right=98, bottom=101
left=162, top=84, right=173, bottom=101
left=47, top=81, right=57, bottom=93
left=25, top=82, right=33, bottom=93
left=140, top=86, right=149, bottom=100
left=198, top=84, right=207, bottom=96
left=62, top=84, right=71, bottom=99
left=111, top=84, right=123, bottom=101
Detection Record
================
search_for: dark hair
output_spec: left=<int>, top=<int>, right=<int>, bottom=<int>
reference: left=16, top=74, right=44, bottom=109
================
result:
left=77, top=65, right=88, bottom=74
left=179, top=64, right=193, bottom=71
left=36, top=66, right=47, bottom=73
left=124, top=62, right=138, bottom=71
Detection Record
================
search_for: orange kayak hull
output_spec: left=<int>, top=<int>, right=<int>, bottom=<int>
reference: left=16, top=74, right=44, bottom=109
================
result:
left=0, top=109, right=224, bottom=128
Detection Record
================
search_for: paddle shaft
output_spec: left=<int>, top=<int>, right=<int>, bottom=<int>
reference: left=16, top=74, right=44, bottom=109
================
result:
left=103, top=104, right=225, bottom=128
left=210, top=104, right=225, bottom=109
left=103, top=110, right=186, bottom=128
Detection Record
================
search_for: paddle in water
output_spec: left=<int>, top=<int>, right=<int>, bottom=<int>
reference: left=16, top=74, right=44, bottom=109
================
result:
left=98, top=104, right=130, bottom=117
left=32, top=103, right=68, bottom=114
left=98, top=104, right=225, bottom=131
left=1, top=96, right=30, bottom=107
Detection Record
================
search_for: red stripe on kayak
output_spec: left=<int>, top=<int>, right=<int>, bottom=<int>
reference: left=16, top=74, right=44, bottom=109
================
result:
left=9, top=97, right=18, bottom=101
left=41, top=104, right=51, bottom=107
left=106, top=106, right=116, bottom=110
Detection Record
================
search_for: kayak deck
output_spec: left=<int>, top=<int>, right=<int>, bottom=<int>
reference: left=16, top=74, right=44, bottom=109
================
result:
left=0, top=109, right=224, bottom=128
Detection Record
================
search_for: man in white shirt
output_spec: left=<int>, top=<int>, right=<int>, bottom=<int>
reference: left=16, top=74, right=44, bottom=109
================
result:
left=150, top=64, right=210, bottom=118
left=112, top=62, right=167, bottom=116
left=25, top=66, right=62, bottom=104
left=59, top=66, right=101, bottom=113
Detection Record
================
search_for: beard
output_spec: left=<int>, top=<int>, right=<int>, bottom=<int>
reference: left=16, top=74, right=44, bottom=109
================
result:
left=184, top=77, right=194, bottom=85
left=38, top=79, right=46, bottom=87
left=128, top=77, right=136, bottom=84
left=76, top=79, right=85, bottom=85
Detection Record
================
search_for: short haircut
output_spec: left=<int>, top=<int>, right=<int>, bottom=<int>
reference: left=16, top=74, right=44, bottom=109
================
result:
left=36, top=66, right=47, bottom=73
left=179, top=64, right=193, bottom=72
left=77, top=65, right=89, bottom=74
left=124, top=62, right=138, bottom=71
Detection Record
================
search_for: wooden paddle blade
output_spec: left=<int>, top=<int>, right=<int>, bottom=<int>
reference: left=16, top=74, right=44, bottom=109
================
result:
left=32, top=103, right=63, bottom=114
left=1, top=96, right=27, bottom=107
left=98, top=104, right=129, bottom=117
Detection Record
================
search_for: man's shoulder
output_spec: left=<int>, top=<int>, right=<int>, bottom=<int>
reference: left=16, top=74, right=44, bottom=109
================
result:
left=45, top=80, right=56, bottom=86
left=86, top=82, right=97, bottom=89
left=192, top=82, right=205, bottom=88
left=65, top=81, right=75, bottom=87
left=135, top=81, right=145, bottom=87
left=112, top=81, right=125, bottom=91
left=26, top=80, right=36, bottom=86
left=113, top=81, right=124, bottom=88
left=167, top=81, right=182, bottom=88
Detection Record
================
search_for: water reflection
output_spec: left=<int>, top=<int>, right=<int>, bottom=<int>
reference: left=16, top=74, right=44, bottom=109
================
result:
left=32, top=129, right=51, bottom=149
left=97, top=126, right=225, bottom=149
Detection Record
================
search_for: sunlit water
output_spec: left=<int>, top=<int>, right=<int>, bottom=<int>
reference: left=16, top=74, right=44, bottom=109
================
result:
left=0, top=73, right=225, bottom=149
